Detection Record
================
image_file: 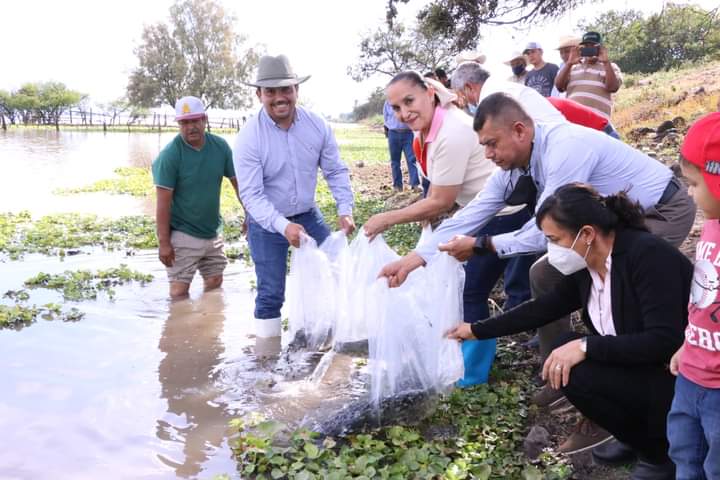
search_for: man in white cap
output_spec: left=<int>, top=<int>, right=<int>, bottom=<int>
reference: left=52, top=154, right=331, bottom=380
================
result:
left=504, top=51, right=528, bottom=84
left=523, top=41, right=559, bottom=97
left=233, top=54, right=355, bottom=338
left=152, top=96, right=240, bottom=299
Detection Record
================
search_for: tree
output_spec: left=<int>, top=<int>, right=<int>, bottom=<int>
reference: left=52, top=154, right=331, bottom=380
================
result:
left=1, top=83, right=83, bottom=128
left=351, top=87, right=386, bottom=121
left=127, top=0, right=260, bottom=109
left=386, top=0, right=594, bottom=53
left=0, top=90, right=17, bottom=126
left=580, top=3, right=720, bottom=74
left=99, top=97, right=131, bottom=126
left=349, top=22, right=460, bottom=81
left=37, top=82, right=84, bottom=128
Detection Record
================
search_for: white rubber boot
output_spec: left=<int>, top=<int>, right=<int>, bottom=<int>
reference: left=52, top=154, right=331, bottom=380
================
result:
left=255, top=316, right=281, bottom=338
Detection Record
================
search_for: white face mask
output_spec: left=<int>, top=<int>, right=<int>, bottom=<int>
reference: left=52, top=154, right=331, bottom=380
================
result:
left=547, top=229, right=592, bottom=275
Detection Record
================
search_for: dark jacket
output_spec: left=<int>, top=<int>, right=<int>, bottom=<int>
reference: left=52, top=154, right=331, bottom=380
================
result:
left=471, top=228, right=692, bottom=365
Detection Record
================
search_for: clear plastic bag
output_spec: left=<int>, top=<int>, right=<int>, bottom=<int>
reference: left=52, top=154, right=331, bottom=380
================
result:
left=367, top=250, right=465, bottom=406
left=334, top=233, right=400, bottom=345
left=286, top=234, right=337, bottom=350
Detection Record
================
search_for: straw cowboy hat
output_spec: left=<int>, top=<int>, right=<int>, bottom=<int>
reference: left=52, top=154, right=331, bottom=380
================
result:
left=557, top=35, right=581, bottom=49
left=503, top=51, right=526, bottom=65
left=244, top=54, right=311, bottom=88
left=455, top=50, right=487, bottom=65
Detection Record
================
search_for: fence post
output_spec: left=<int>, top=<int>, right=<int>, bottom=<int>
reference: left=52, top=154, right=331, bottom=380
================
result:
left=69, top=110, right=73, bottom=125
left=89, top=108, right=93, bottom=126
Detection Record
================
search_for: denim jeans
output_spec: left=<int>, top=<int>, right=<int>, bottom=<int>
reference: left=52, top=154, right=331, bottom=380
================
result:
left=458, top=207, right=535, bottom=386
left=387, top=129, right=419, bottom=188
left=247, top=208, right=330, bottom=319
left=668, top=373, right=720, bottom=480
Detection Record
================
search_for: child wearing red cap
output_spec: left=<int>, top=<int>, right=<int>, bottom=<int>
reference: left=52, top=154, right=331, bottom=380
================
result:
left=668, top=112, right=720, bottom=479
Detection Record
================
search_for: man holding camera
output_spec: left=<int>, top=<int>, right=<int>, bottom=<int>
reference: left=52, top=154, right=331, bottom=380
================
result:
left=555, top=32, right=622, bottom=120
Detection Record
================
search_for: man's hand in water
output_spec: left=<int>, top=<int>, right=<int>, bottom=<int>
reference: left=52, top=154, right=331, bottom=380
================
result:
left=378, top=252, right=426, bottom=287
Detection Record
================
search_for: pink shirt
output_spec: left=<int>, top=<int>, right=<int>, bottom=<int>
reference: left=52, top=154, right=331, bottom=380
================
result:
left=680, top=219, right=720, bottom=388
left=587, top=253, right=616, bottom=336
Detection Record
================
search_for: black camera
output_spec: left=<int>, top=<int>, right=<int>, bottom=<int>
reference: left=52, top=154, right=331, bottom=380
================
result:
left=580, top=46, right=599, bottom=57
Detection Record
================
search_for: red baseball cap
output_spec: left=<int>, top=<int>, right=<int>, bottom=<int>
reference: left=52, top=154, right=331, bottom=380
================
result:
left=681, top=112, right=720, bottom=200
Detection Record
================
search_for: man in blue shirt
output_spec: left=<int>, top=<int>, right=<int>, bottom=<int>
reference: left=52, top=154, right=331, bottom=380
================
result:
left=233, top=55, right=355, bottom=338
left=383, top=100, right=420, bottom=192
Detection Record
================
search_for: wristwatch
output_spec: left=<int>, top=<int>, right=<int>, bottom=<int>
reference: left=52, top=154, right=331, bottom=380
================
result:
left=579, top=337, right=587, bottom=353
left=472, top=235, right=493, bottom=256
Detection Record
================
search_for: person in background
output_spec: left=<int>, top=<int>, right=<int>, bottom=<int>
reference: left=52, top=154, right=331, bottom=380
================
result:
left=447, top=183, right=690, bottom=480
left=556, top=35, right=581, bottom=68
left=505, top=51, right=528, bottom=85
left=152, top=96, right=241, bottom=300
left=523, top=41, right=559, bottom=97
left=667, top=112, right=720, bottom=480
left=383, top=99, right=421, bottom=192
left=435, top=67, right=451, bottom=88
left=555, top=31, right=622, bottom=120
left=233, top=55, right=355, bottom=339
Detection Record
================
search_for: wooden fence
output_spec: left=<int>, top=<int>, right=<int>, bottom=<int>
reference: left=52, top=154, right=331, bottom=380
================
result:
left=0, top=108, right=248, bottom=132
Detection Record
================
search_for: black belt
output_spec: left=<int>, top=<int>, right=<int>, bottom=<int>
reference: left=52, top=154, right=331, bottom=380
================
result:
left=657, top=176, right=681, bottom=206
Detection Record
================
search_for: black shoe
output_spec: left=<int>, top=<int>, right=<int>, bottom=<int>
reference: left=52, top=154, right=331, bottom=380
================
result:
left=592, top=439, right=636, bottom=466
left=630, top=459, right=675, bottom=480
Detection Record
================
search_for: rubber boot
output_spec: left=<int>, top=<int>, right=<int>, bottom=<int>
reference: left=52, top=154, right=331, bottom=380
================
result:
left=255, top=316, right=281, bottom=338
left=457, top=338, right=496, bottom=387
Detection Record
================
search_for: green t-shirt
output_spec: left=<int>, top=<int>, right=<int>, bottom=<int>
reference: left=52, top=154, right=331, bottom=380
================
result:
left=152, top=132, right=235, bottom=239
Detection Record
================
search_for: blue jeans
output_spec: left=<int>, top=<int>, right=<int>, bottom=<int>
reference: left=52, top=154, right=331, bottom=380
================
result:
left=604, top=123, right=621, bottom=139
left=387, top=129, right=419, bottom=188
left=668, top=373, right=720, bottom=480
left=247, top=208, right=330, bottom=319
left=458, top=207, right=535, bottom=386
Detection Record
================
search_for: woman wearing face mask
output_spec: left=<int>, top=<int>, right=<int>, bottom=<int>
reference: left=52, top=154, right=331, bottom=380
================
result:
left=447, top=183, right=692, bottom=480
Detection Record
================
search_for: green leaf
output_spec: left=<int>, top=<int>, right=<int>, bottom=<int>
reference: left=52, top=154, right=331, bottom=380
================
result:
left=303, top=442, right=320, bottom=459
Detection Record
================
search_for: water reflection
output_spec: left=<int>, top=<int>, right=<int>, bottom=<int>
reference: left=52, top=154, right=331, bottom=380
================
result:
left=156, top=291, right=231, bottom=478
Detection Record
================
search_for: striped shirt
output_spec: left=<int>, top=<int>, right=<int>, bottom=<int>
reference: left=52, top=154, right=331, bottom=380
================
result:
left=566, top=61, right=622, bottom=120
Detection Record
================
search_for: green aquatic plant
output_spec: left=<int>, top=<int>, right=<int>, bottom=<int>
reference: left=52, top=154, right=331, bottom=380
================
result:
left=55, top=167, right=154, bottom=196
left=24, top=264, right=153, bottom=301
left=0, top=303, right=84, bottom=328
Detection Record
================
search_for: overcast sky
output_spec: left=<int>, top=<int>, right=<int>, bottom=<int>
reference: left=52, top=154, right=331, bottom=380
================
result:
left=1, top=0, right=715, bottom=118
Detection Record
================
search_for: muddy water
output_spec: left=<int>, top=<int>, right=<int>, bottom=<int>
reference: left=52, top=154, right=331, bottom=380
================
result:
left=0, top=129, right=359, bottom=479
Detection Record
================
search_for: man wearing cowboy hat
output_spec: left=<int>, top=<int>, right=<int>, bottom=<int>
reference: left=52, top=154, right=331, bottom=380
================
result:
left=233, top=54, right=355, bottom=339
left=504, top=51, right=528, bottom=85
left=152, top=95, right=241, bottom=299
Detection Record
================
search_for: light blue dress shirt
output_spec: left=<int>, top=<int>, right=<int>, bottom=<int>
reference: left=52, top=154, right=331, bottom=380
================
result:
left=414, top=121, right=673, bottom=261
left=233, top=106, right=354, bottom=235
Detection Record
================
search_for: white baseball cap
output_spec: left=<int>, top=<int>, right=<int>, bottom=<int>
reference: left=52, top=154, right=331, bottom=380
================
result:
left=174, top=96, right=206, bottom=121
left=523, top=41, right=542, bottom=54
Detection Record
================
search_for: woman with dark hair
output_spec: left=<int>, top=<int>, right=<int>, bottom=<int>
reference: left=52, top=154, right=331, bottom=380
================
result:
left=448, top=183, right=692, bottom=480
left=363, top=71, right=536, bottom=387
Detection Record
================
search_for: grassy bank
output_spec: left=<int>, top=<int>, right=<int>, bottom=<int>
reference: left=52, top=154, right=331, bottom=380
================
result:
left=613, top=60, right=720, bottom=136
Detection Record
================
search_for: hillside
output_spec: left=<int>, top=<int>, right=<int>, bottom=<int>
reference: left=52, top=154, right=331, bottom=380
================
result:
left=614, top=60, right=720, bottom=135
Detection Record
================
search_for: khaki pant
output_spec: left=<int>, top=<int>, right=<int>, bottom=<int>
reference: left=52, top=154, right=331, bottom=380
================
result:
left=532, top=182, right=696, bottom=360
left=166, top=230, right=227, bottom=284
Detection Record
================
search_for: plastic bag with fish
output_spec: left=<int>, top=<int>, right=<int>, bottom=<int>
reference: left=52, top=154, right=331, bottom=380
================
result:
left=286, top=234, right=338, bottom=350
left=366, top=247, right=465, bottom=406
